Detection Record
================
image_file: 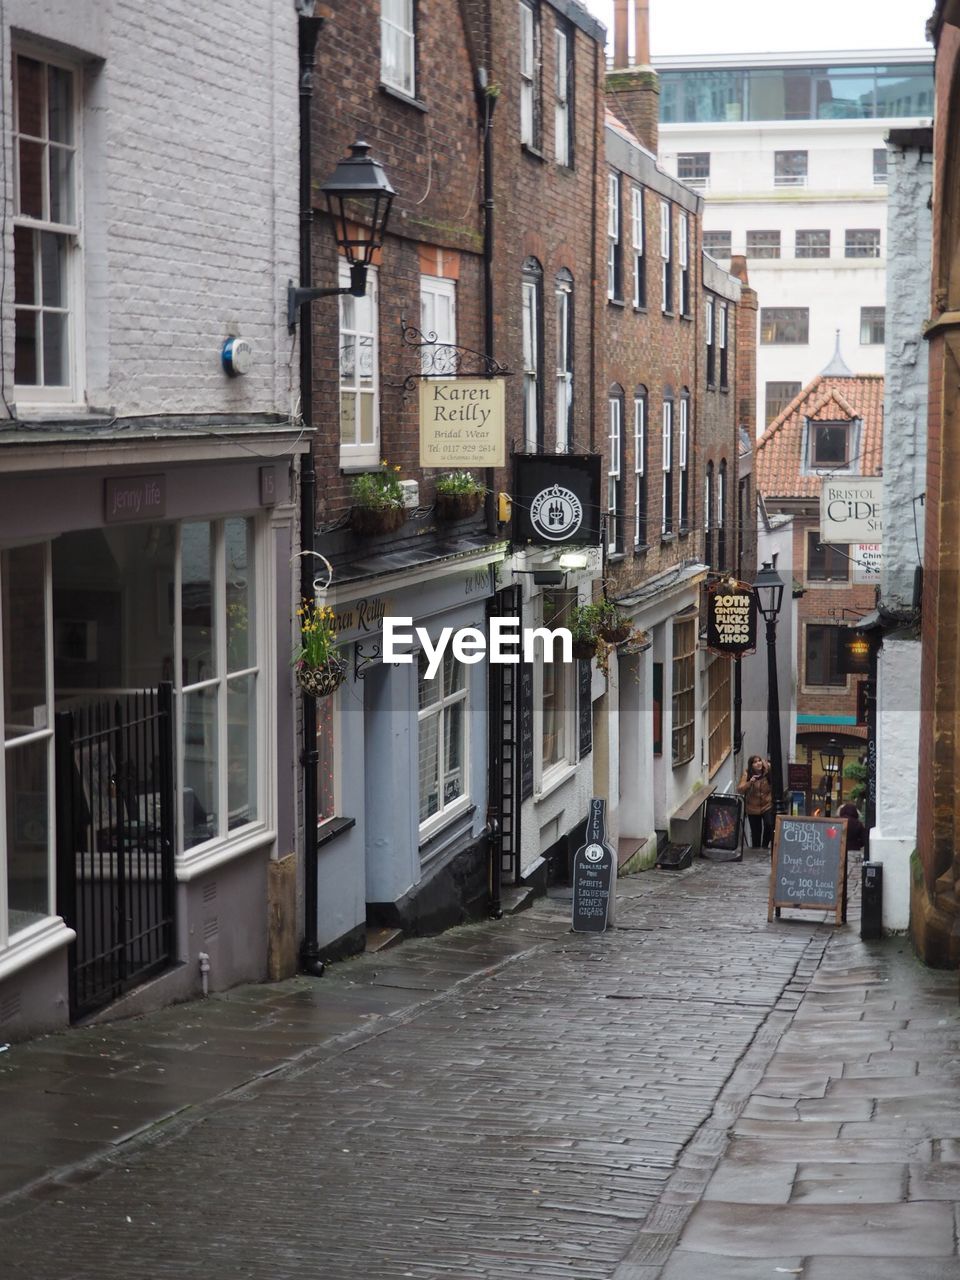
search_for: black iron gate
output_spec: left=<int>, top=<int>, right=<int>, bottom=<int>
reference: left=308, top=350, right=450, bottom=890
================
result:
left=487, top=585, right=522, bottom=894
left=55, top=684, right=175, bottom=1020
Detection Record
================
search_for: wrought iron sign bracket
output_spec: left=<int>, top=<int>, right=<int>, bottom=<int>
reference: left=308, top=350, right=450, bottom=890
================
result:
left=394, top=314, right=512, bottom=392
left=354, top=640, right=382, bottom=680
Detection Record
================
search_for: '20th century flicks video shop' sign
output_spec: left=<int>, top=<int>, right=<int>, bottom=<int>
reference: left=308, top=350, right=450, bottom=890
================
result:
left=705, top=579, right=757, bottom=657
left=513, top=454, right=602, bottom=547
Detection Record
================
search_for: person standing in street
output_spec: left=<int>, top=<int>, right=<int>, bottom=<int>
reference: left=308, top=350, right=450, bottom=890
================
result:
left=738, top=755, right=774, bottom=849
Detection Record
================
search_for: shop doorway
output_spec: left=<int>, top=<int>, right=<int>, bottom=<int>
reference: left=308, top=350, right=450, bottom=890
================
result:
left=54, top=685, right=175, bottom=1020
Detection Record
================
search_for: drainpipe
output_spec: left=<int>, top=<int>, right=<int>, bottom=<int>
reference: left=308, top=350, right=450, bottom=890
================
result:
left=298, top=10, right=325, bottom=978
left=478, top=70, right=502, bottom=920
left=480, top=72, right=498, bottom=540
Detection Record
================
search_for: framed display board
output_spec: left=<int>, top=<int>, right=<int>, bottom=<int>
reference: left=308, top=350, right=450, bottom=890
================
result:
left=700, top=793, right=744, bottom=862
left=768, top=815, right=848, bottom=925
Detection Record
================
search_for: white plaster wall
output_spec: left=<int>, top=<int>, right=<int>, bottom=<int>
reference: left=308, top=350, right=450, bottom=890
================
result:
left=740, top=517, right=795, bottom=775
left=881, top=140, right=931, bottom=609
left=2, top=1, right=299, bottom=417
left=870, top=635, right=921, bottom=930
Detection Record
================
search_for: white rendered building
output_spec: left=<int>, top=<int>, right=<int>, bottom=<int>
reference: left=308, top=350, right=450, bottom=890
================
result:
left=654, top=50, right=933, bottom=429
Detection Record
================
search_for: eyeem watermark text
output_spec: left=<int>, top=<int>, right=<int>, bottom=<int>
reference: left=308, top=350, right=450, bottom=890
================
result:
left=384, top=617, right=572, bottom=679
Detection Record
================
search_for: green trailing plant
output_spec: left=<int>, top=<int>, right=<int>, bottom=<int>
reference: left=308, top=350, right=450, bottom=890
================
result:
left=842, top=759, right=867, bottom=806
left=351, top=461, right=405, bottom=510
left=435, top=471, right=484, bottom=497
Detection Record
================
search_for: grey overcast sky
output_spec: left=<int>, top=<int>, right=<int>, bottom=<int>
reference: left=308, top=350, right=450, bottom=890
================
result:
left=580, top=0, right=933, bottom=57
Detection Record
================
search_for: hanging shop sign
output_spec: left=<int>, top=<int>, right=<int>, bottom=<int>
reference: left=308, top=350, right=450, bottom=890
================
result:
left=512, top=454, right=602, bottom=547
left=838, top=629, right=872, bottom=676
left=419, top=378, right=505, bottom=468
left=705, top=579, right=757, bottom=657
left=819, top=477, right=883, bottom=545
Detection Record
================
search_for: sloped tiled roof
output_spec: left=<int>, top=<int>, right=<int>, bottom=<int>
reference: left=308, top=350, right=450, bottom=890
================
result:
left=754, top=374, right=883, bottom=501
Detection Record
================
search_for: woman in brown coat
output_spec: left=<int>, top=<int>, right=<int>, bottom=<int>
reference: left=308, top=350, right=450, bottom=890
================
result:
left=737, top=755, right=774, bottom=849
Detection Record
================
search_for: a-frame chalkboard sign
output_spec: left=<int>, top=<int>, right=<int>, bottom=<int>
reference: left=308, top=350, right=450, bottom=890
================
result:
left=768, top=814, right=848, bottom=925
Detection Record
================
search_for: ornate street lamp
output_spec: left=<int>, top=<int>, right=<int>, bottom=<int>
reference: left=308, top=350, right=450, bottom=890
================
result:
left=752, top=561, right=786, bottom=814
left=819, top=737, right=844, bottom=818
left=287, top=139, right=396, bottom=329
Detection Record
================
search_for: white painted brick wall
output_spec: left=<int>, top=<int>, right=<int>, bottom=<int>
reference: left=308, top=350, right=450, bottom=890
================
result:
left=1, top=0, right=299, bottom=419
left=882, top=140, right=932, bottom=610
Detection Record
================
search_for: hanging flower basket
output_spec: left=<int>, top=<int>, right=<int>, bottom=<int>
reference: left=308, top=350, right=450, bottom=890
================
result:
left=571, top=637, right=599, bottom=661
left=350, top=503, right=408, bottom=537
left=435, top=489, right=484, bottom=521
left=296, top=655, right=347, bottom=698
left=598, top=620, right=631, bottom=644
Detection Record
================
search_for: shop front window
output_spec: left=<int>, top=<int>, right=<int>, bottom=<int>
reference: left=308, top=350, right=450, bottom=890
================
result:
left=418, top=648, right=468, bottom=831
left=1, top=542, right=53, bottom=941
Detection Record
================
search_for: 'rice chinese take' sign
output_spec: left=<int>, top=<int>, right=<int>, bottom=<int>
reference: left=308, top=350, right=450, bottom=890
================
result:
left=705, top=580, right=757, bottom=657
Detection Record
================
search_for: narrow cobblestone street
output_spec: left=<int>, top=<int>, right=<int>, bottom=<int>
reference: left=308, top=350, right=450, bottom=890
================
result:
left=3, top=853, right=956, bottom=1277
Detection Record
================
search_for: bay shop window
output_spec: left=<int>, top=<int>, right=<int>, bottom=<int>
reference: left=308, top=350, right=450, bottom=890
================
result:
left=0, top=517, right=265, bottom=948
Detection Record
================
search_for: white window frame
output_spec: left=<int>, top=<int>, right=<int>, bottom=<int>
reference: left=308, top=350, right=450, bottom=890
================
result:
left=0, top=542, right=55, bottom=951
left=555, top=274, right=572, bottom=451
left=381, top=0, right=416, bottom=98
left=339, top=262, right=380, bottom=467
left=608, top=394, right=622, bottom=553
left=417, top=649, right=470, bottom=840
left=660, top=201, right=672, bottom=313
left=522, top=274, right=540, bottom=451
left=607, top=172, right=621, bottom=300
left=519, top=1, right=540, bottom=149
left=419, top=274, right=457, bottom=376
left=661, top=398, right=673, bottom=534
left=554, top=25, right=570, bottom=166
left=678, top=212, right=690, bottom=314
left=535, top=590, right=576, bottom=792
left=634, top=392, right=646, bottom=545
left=631, top=186, right=645, bottom=308
left=178, top=517, right=265, bottom=865
left=678, top=394, right=689, bottom=529
left=12, top=49, right=84, bottom=407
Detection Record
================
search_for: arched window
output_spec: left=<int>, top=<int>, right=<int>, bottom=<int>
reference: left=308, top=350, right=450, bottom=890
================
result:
left=555, top=269, right=573, bottom=451
left=679, top=388, right=690, bottom=530
left=705, top=461, right=714, bottom=567
left=521, top=258, right=543, bottom=452
left=634, top=386, right=648, bottom=547
left=607, top=385, right=624, bottom=554
left=661, top=390, right=674, bottom=536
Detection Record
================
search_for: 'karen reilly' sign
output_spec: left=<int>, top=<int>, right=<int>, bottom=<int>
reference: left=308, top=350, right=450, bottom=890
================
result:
left=419, top=378, right=505, bottom=468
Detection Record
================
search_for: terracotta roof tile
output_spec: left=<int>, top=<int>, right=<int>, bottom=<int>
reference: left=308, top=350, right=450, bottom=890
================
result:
left=755, top=374, right=883, bottom=501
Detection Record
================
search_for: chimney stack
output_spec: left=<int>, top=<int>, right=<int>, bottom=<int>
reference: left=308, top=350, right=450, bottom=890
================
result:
left=606, top=0, right=660, bottom=153
left=730, top=255, right=758, bottom=438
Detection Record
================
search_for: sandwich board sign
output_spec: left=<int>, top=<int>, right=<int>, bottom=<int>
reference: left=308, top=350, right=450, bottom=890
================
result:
left=572, top=798, right=615, bottom=932
left=768, top=815, right=848, bottom=925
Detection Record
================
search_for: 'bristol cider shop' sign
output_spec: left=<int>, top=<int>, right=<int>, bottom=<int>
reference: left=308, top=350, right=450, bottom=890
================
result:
left=819, top=476, right=883, bottom=545
left=706, top=580, right=757, bottom=657
left=768, top=815, right=848, bottom=926
left=513, top=454, right=602, bottom=547
left=572, top=798, right=615, bottom=932
left=419, top=378, right=505, bottom=468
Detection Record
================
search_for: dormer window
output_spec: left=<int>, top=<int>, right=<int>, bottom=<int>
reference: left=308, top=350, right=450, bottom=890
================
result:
left=811, top=422, right=849, bottom=467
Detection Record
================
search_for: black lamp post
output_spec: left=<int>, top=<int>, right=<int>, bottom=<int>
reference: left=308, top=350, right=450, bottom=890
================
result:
left=287, top=139, right=396, bottom=329
left=753, top=561, right=786, bottom=814
left=819, top=737, right=843, bottom=818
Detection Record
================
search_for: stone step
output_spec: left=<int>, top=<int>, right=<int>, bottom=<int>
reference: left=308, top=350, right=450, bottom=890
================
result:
left=500, top=885, right=537, bottom=915
left=364, top=926, right=403, bottom=954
